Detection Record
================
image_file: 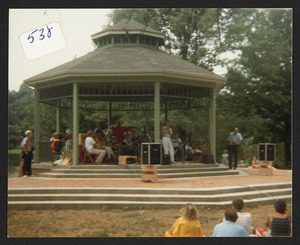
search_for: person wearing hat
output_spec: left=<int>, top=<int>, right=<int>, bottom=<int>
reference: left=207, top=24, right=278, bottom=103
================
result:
left=50, top=132, right=62, bottom=153
left=21, top=130, right=34, bottom=177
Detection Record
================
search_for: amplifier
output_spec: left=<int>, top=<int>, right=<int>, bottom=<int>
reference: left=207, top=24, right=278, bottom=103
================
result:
left=118, top=155, right=137, bottom=165
left=259, top=143, right=275, bottom=161
left=141, top=143, right=162, bottom=165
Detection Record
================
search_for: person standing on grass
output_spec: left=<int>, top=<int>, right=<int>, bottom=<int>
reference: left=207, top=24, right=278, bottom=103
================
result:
left=165, top=203, right=205, bottom=237
left=213, top=209, right=249, bottom=237
left=21, top=130, right=34, bottom=177
left=227, top=127, right=243, bottom=169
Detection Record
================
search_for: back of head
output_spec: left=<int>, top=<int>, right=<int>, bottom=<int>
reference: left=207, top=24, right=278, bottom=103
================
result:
left=232, top=198, right=244, bottom=212
left=183, top=203, right=198, bottom=220
left=274, top=200, right=287, bottom=214
left=225, top=209, right=238, bottom=222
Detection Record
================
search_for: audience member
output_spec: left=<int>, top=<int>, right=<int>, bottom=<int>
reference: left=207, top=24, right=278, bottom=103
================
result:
left=112, top=122, right=136, bottom=144
left=224, top=198, right=253, bottom=234
left=213, top=209, right=249, bottom=237
left=161, top=120, right=175, bottom=163
left=21, top=130, right=34, bottom=177
left=172, top=133, right=184, bottom=162
left=85, top=130, right=106, bottom=164
left=255, top=223, right=271, bottom=237
left=122, top=132, right=139, bottom=157
left=265, top=200, right=291, bottom=237
left=94, top=123, right=104, bottom=136
left=165, top=203, right=205, bottom=237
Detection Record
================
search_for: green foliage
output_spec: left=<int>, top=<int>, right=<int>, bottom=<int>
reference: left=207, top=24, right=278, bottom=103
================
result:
left=215, top=9, right=291, bottom=163
left=8, top=84, right=34, bottom=149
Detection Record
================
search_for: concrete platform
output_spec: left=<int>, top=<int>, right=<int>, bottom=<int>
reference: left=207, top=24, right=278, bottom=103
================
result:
left=8, top=167, right=292, bottom=210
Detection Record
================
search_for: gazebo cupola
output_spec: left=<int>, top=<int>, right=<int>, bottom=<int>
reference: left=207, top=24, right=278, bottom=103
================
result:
left=91, top=19, right=165, bottom=48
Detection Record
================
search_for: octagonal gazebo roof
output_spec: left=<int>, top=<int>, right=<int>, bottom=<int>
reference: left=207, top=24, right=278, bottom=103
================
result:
left=24, top=19, right=226, bottom=91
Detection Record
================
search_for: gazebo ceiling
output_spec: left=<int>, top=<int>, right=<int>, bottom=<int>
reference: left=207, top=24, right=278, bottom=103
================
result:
left=38, top=81, right=212, bottom=111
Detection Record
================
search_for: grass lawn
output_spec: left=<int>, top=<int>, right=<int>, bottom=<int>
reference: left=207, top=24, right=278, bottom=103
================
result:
left=7, top=202, right=292, bottom=237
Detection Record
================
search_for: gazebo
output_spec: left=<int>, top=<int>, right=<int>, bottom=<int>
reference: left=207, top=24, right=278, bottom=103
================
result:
left=24, top=19, right=226, bottom=165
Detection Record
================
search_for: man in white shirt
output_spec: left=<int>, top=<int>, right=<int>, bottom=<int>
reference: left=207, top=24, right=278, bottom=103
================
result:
left=161, top=120, right=174, bottom=163
left=223, top=198, right=253, bottom=234
left=85, top=130, right=106, bottom=163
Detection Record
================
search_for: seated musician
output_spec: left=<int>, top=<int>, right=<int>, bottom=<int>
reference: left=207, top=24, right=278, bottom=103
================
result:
left=122, top=132, right=139, bottom=157
left=50, top=132, right=63, bottom=154
left=202, top=142, right=215, bottom=163
left=193, top=143, right=203, bottom=155
left=95, top=133, right=116, bottom=163
left=85, top=130, right=106, bottom=163
left=172, top=133, right=184, bottom=162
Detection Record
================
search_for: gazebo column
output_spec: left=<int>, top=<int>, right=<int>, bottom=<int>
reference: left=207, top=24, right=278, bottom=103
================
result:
left=154, top=82, right=160, bottom=143
left=72, top=83, right=79, bottom=166
left=34, top=89, right=40, bottom=163
left=56, top=99, right=61, bottom=132
left=208, top=88, right=216, bottom=161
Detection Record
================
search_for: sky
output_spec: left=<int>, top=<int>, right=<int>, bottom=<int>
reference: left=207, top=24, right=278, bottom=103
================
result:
left=9, top=9, right=113, bottom=92
left=9, top=8, right=227, bottom=92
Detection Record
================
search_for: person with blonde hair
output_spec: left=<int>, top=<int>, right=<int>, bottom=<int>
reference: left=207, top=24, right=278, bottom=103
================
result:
left=165, top=203, right=205, bottom=237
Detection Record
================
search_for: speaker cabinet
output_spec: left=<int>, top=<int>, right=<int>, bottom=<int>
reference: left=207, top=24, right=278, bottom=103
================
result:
left=141, top=143, right=162, bottom=165
left=259, top=143, right=275, bottom=161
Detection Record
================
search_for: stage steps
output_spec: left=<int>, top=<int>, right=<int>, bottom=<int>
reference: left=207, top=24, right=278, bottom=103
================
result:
left=8, top=182, right=292, bottom=210
left=34, top=163, right=240, bottom=179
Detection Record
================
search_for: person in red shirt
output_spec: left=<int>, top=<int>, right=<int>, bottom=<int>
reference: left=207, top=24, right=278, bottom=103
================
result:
left=111, top=122, right=136, bottom=144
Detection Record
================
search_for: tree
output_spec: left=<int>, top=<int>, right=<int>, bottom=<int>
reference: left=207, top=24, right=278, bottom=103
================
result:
left=108, top=8, right=221, bottom=69
left=108, top=8, right=292, bottom=165
left=216, top=9, right=291, bottom=164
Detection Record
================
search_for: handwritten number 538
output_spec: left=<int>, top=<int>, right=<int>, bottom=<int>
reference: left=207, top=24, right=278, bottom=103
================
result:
left=27, top=25, right=53, bottom=43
